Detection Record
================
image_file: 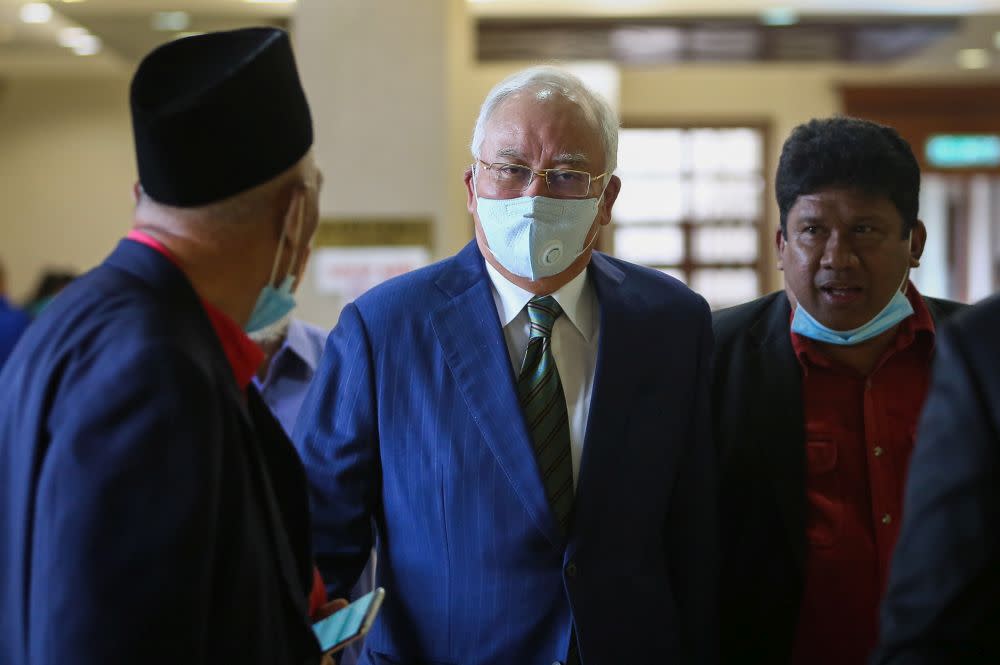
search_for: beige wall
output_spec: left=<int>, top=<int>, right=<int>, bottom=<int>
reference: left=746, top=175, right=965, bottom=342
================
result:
left=0, top=75, right=134, bottom=301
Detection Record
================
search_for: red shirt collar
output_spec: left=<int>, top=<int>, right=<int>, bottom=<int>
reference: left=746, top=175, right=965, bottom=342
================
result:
left=790, top=281, right=936, bottom=372
left=126, top=230, right=264, bottom=388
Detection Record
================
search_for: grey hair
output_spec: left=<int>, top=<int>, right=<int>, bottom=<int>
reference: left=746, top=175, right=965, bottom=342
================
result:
left=470, top=65, right=619, bottom=174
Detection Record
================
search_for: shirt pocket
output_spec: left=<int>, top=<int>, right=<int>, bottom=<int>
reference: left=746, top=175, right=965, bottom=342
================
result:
left=804, top=438, right=843, bottom=547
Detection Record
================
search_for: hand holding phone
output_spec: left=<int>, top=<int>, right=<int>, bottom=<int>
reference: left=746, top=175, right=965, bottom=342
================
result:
left=312, top=588, right=385, bottom=654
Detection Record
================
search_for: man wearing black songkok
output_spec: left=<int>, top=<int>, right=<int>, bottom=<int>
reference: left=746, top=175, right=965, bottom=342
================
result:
left=0, top=28, right=335, bottom=665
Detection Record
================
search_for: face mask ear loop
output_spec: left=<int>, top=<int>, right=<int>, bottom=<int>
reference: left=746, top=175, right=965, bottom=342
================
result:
left=266, top=227, right=284, bottom=289
left=579, top=220, right=602, bottom=255
left=267, top=189, right=305, bottom=290
left=577, top=178, right=611, bottom=254
left=286, top=191, right=305, bottom=291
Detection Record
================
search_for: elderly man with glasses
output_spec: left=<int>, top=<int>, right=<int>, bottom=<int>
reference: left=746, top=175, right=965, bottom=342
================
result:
left=294, top=66, right=718, bottom=665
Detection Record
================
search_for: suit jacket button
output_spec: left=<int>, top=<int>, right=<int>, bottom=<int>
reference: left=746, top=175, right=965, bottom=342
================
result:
left=565, top=562, right=578, bottom=577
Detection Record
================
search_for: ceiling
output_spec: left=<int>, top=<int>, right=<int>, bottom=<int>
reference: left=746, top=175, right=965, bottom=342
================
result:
left=1, top=0, right=1000, bottom=76
left=0, top=0, right=293, bottom=75
left=468, top=0, right=1000, bottom=18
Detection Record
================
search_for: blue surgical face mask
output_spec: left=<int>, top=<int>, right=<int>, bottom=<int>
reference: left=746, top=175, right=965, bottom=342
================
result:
left=245, top=204, right=304, bottom=334
left=790, top=243, right=914, bottom=346
left=473, top=166, right=604, bottom=281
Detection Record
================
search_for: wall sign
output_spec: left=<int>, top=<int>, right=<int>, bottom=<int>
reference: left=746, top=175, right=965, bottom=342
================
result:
left=926, top=134, right=1000, bottom=169
left=310, top=217, right=434, bottom=300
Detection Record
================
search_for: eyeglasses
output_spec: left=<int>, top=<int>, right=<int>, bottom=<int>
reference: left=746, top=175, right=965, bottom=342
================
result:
left=476, top=159, right=607, bottom=198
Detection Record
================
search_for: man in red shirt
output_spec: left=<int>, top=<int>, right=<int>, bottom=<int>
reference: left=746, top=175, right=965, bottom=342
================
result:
left=711, top=117, right=966, bottom=665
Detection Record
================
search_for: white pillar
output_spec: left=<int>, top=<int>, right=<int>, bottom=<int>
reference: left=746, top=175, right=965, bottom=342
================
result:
left=292, top=0, right=451, bottom=328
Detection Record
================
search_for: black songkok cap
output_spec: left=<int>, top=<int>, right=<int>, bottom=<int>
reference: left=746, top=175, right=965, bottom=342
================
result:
left=130, top=27, right=313, bottom=207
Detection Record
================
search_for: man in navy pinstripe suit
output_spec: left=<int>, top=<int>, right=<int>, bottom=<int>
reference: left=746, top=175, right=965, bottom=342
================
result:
left=295, top=66, right=718, bottom=665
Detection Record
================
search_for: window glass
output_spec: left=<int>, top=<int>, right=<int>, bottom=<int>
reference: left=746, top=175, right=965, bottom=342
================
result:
left=613, top=126, right=766, bottom=309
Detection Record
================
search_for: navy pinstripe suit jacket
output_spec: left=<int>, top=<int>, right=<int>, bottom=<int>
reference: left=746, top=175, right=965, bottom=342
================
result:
left=294, top=241, right=719, bottom=665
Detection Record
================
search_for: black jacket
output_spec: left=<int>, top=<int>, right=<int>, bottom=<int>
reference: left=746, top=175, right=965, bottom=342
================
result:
left=711, top=290, right=966, bottom=665
left=874, top=293, right=1000, bottom=665
left=0, top=239, right=321, bottom=665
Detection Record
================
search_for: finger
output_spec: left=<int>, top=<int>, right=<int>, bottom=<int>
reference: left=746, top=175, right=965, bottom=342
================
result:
left=314, top=597, right=350, bottom=621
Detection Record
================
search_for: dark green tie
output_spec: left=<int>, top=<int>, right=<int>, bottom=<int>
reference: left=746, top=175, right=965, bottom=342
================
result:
left=518, top=296, right=574, bottom=534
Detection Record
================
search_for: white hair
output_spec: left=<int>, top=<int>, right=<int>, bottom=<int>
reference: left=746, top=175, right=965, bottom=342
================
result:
left=470, top=65, right=619, bottom=175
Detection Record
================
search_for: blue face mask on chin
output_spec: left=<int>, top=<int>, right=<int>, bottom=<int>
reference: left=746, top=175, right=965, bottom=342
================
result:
left=790, top=272, right=914, bottom=346
left=245, top=275, right=297, bottom=334
left=245, top=203, right=305, bottom=334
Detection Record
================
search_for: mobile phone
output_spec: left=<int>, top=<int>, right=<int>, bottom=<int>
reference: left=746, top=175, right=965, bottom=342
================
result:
left=311, top=587, right=386, bottom=654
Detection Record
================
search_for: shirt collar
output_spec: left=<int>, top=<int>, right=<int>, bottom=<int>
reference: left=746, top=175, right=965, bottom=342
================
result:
left=790, top=280, right=935, bottom=371
left=126, top=229, right=264, bottom=388
left=274, top=318, right=322, bottom=373
left=484, top=261, right=597, bottom=342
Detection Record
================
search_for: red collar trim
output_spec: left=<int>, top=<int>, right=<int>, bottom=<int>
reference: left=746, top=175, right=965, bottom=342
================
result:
left=127, top=229, right=178, bottom=265
left=126, top=230, right=264, bottom=388
left=790, top=281, right=936, bottom=371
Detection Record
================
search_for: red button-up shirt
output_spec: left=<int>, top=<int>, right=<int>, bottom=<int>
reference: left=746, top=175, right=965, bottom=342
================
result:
left=788, top=283, right=935, bottom=665
left=125, top=230, right=328, bottom=616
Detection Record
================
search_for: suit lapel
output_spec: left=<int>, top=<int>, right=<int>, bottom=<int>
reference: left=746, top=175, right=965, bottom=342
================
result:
left=750, top=294, right=807, bottom=569
left=571, top=254, right=629, bottom=541
left=430, top=242, right=561, bottom=546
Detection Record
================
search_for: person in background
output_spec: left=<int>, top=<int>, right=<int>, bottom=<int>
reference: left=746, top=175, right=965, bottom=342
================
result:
left=712, top=116, right=966, bottom=665
left=0, top=27, right=340, bottom=665
left=873, top=293, right=1000, bottom=665
left=295, top=65, right=718, bottom=665
left=251, top=314, right=328, bottom=434
left=24, top=269, right=77, bottom=318
left=0, top=261, right=31, bottom=369
left=250, top=310, right=377, bottom=665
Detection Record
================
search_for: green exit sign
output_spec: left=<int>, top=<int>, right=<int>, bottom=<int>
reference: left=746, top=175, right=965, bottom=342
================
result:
left=926, top=134, right=1000, bottom=168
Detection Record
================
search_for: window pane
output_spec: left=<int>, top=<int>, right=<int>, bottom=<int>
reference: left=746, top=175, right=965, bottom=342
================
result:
left=690, top=176, right=764, bottom=222
left=613, top=126, right=766, bottom=305
left=691, top=268, right=760, bottom=309
left=689, top=128, right=763, bottom=174
left=613, top=176, right=686, bottom=223
left=617, top=129, right=684, bottom=175
left=693, top=226, right=759, bottom=263
left=614, top=226, right=684, bottom=265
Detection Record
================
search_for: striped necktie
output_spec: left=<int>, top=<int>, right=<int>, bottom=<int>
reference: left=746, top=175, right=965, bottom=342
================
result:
left=517, top=295, right=574, bottom=534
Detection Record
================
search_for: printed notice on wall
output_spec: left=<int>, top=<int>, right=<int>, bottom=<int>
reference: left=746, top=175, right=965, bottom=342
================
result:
left=313, top=246, right=431, bottom=300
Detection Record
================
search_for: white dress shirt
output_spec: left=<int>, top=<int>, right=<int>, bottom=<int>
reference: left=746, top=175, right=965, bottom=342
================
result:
left=484, top=261, right=600, bottom=488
